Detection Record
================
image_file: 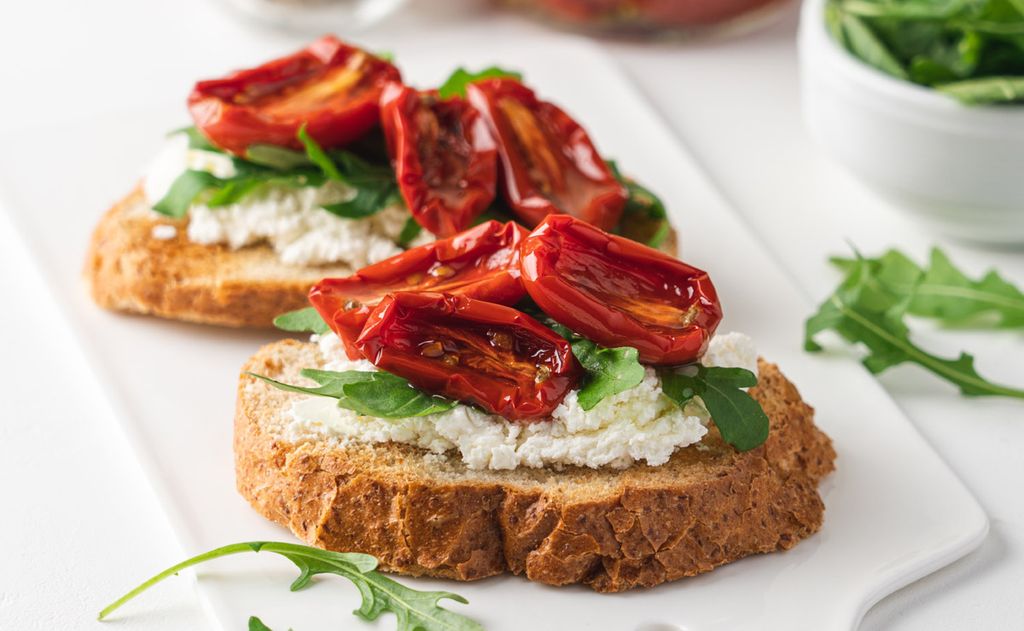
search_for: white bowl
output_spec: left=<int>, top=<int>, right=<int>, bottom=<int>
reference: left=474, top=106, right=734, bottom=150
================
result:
left=798, top=0, right=1024, bottom=244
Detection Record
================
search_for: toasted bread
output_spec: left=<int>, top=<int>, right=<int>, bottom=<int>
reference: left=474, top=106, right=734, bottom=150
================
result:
left=84, top=187, right=679, bottom=328
left=234, top=339, right=835, bottom=592
left=84, top=186, right=360, bottom=328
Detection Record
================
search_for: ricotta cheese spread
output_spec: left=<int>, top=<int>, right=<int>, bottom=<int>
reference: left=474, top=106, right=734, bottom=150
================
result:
left=142, top=132, right=431, bottom=267
left=284, top=331, right=759, bottom=471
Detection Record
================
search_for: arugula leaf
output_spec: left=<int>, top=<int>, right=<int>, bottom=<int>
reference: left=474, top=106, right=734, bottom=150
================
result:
left=537, top=314, right=647, bottom=409
left=571, top=340, right=646, bottom=411
left=337, top=372, right=458, bottom=417
left=831, top=247, right=1024, bottom=327
left=842, top=0, right=967, bottom=20
left=248, top=616, right=278, bottom=631
left=522, top=305, right=648, bottom=409
left=606, top=160, right=671, bottom=249
left=158, top=128, right=324, bottom=214
left=152, top=170, right=221, bottom=218
left=205, top=178, right=262, bottom=207
left=825, top=0, right=846, bottom=42
left=273, top=307, right=331, bottom=335
left=179, top=126, right=217, bottom=151
left=98, top=541, right=482, bottom=631
left=841, top=11, right=909, bottom=78
left=158, top=125, right=401, bottom=220
left=249, top=369, right=457, bottom=418
left=806, top=255, right=1024, bottom=399
left=660, top=365, right=769, bottom=451
left=438, top=66, right=523, bottom=99
left=247, top=370, right=366, bottom=398
left=298, top=125, right=344, bottom=181
left=331, top=150, right=398, bottom=189
left=912, top=248, right=1024, bottom=325
left=397, top=216, right=424, bottom=248
left=299, top=127, right=401, bottom=219
left=322, top=187, right=396, bottom=219
left=937, top=75, right=1024, bottom=103
left=245, top=144, right=312, bottom=170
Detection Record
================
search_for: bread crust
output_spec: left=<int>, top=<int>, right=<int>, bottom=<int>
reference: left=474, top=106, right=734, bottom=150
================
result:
left=234, top=340, right=835, bottom=592
left=83, top=187, right=679, bottom=328
left=83, top=187, right=357, bottom=328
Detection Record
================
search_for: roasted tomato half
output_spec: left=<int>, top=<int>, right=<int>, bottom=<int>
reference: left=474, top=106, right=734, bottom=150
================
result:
left=520, top=215, right=722, bottom=365
left=309, top=220, right=528, bottom=359
left=188, top=35, right=401, bottom=155
left=356, top=292, right=581, bottom=421
left=380, top=83, right=497, bottom=237
left=466, top=78, right=627, bottom=231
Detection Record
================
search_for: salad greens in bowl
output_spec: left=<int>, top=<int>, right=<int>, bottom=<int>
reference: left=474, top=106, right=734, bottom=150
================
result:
left=799, top=0, right=1024, bottom=244
left=824, top=0, right=1024, bottom=105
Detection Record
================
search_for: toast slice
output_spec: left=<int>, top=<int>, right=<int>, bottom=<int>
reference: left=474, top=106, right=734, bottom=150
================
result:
left=234, top=339, right=835, bottom=592
left=84, top=187, right=679, bottom=328
left=83, top=186, right=361, bottom=328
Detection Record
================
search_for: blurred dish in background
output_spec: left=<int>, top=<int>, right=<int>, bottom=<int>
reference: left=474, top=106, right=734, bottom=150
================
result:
left=218, top=0, right=407, bottom=33
left=499, top=0, right=793, bottom=37
left=799, top=0, right=1024, bottom=244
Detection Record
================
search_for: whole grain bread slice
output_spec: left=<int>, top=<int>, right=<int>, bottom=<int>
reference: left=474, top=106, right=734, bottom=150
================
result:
left=83, top=187, right=679, bottom=328
left=235, top=339, right=836, bottom=592
left=83, top=187, right=359, bottom=328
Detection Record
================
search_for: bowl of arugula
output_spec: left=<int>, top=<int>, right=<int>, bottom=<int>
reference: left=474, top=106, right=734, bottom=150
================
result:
left=799, top=0, right=1024, bottom=244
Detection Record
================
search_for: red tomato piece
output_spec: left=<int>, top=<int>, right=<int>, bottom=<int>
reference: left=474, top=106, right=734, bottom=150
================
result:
left=379, top=83, right=498, bottom=237
left=309, top=220, right=528, bottom=360
left=356, top=292, right=582, bottom=421
left=519, top=214, right=722, bottom=365
left=188, top=35, right=401, bottom=155
left=465, top=78, right=627, bottom=231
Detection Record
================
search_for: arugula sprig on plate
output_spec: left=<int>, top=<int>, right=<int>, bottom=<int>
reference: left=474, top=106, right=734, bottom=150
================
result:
left=98, top=541, right=482, bottom=631
left=152, top=125, right=400, bottom=219
left=806, top=248, right=1024, bottom=400
left=830, top=247, right=1024, bottom=327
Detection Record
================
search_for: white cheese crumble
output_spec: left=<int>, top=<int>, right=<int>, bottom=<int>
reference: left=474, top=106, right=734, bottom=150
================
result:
left=283, top=331, right=759, bottom=471
left=150, top=224, right=178, bottom=241
left=701, top=331, right=759, bottom=377
left=142, top=133, right=432, bottom=267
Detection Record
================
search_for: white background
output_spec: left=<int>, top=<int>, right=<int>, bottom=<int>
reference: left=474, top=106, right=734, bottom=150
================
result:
left=0, top=1, right=1021, bottom=629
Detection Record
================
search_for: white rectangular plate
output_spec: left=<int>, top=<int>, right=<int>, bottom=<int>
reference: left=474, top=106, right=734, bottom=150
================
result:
left=0, top=39, right=986, bottom=631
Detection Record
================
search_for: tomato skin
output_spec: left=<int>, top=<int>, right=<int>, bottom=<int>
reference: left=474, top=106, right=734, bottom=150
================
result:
left=188, top=36, right=401, bottom=155
left=356, top=292, right=582, bottom=421
left=309, top=220, right=528, bottom=360
left=379, top=83, right=497, bottom=237
left=519, top=214, right=722, bottom=365
left=466, top=78, right=627, bottom=231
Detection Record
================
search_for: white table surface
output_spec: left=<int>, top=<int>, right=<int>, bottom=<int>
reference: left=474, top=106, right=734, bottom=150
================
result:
left=0, top=1, right=1021, bottom=629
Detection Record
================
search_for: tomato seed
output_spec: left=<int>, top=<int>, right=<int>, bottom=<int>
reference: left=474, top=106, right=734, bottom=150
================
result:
left=420, top=341, right=445, bottom=358
left=430, top=264, right=455, bottom=278
left=488, top=330, right=513, bottom=351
